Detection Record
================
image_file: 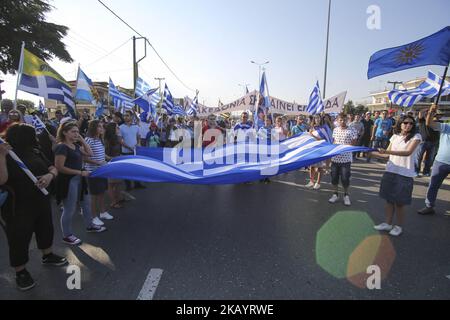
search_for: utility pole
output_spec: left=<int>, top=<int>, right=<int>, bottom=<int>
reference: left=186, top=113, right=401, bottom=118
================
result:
left=132, top=36, right=147, bottom=96
left=154, top=77, right=165, bottom=119
left=323, top=0, right=332, bottom=99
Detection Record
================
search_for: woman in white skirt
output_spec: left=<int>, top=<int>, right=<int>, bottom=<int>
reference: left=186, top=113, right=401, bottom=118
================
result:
left=371, top=115, right=422, bottom=236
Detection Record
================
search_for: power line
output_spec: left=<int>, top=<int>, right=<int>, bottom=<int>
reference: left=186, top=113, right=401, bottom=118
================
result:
left=85, top=38, right=132, bottom=67
left=97, top=0, right=196, bottom=93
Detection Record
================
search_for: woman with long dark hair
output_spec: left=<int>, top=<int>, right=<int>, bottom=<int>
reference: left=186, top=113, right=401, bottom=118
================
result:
left=1, top=124, right=67, bottom=291
left=54, top=121, right=106, bottom=246
left=372, top=115, right=422, bottom=236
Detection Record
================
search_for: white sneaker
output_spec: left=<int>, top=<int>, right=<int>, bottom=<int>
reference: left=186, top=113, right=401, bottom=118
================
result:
left=305, top=181, right=315, bottom=188
left=328, top=194, right=339, bottom=203
left=374, top=223, right=393, bottom=231
left=100, top=212, right=114, bottom=220
left=389, top=225, right=403, bottom=236
left=313, top=183, right=321, bottom=190
left=92, top=217, right=105, bottom=226
left=343, top=195, right=351, bottom=206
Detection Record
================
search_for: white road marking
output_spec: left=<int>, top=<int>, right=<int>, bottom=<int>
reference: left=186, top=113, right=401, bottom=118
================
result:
left=137, top=268, right=163, bottom=300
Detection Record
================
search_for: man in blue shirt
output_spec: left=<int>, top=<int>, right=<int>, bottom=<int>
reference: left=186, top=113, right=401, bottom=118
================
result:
left=291, top=116, right=309, bottom=136
left=371, top=110, right=393, bottom=150
left=418, top=104, right=450, bottom=215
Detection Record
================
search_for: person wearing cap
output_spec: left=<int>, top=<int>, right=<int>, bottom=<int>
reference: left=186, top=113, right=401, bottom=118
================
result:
left=417, top=104, right=450, bottom=215
left=145, top=121, right=160, bottom=148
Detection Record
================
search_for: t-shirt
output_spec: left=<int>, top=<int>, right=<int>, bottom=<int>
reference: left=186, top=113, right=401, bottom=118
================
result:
left=361, top=118, right=374, bottom=138
left=54, top=143, right=83, bottom=171
left=145, top=131, right=160, bottom=148
left=273, top=126, right=287, bottom=141
left=386, top=133, right=422, bottom=177
left=6, top=149, right=51, bottom=203
left=435, top=123, right=450, bottom=165
left=331, top=127, right=358, bottom=163
left=119, top=123, right=140, bottom=153
left=291, top=124, right=308, bottom=136
left=84, top=137, right=105, bottom=171
left=258, top=126, right=273, bottom=142
left=374, top=118, right=392, bottom=140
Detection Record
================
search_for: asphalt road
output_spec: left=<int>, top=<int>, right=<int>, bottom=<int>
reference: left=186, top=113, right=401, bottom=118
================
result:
left=1, top=160, right=449, bottom=300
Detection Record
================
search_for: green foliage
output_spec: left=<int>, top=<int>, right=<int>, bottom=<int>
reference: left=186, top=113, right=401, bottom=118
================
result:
left=0, top=0, right=73, bottom=74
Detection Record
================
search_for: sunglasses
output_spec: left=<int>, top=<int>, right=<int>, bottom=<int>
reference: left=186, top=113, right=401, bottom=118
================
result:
left=402, top=121, right=414, bottom=125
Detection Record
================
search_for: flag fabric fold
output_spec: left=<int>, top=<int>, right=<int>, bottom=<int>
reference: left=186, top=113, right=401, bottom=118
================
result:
left=388, top=70, right=450, bottom=107
left=92, top=133, right=372, bottom=185
left=109, top=78, right=134, bottom=111
left=306, top=81, right=324, bottom=115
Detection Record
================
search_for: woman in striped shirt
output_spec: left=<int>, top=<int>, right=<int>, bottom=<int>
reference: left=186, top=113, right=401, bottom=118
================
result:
left=85, top=120, right=114, bottom=226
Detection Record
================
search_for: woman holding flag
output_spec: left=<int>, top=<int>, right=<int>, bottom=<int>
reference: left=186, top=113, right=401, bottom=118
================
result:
left=1, top=124, right=67, bottom=291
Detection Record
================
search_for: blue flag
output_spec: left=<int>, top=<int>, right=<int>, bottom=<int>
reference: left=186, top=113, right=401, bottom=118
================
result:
left=368, top=26, right=450, bottom=79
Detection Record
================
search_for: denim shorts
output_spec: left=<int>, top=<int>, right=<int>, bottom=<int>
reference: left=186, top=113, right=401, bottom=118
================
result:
left=379, top=172, right=414, bottom=206
left=331, top=162, right=352, bottom=188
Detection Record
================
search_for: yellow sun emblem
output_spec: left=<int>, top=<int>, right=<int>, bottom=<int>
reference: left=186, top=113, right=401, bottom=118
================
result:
left=395, top=42, right=425, bottom=65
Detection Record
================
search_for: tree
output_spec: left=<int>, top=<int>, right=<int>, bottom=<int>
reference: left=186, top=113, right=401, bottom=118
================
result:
left=343, top=100, right=355, bottom=114
left=0, top=0, right=73, bottom=74
left=17, top=99, right=35, bottom=110
left=355, top=104, right=368, bottom=115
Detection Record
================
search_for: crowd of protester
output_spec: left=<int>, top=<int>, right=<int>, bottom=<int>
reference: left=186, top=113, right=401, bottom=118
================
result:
left=0, top=101, right=448, bottom=291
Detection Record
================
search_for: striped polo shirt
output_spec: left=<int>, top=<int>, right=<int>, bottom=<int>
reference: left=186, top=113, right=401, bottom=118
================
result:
left=85, top=137, right=106, bottom=171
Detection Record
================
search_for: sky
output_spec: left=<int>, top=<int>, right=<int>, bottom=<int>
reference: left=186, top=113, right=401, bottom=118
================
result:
left=1, top=0, right=449, bottom=107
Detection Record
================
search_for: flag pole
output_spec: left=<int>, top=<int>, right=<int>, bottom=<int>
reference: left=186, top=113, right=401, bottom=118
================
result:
left=435, top=66, right=449, bottom=107
left=0, top=138, right=49, bottom=195
left=323, top=0, right=332, bottom=99
left=14, top=42, right=25, bottom=110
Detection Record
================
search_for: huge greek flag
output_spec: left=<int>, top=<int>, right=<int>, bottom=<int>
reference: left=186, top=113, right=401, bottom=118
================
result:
left=18, top=48, right=76, bottom=117
left=388, top=71, right=450, bottom=107
left=306, top=81, right=324, bottom=115
left=91, top=133, right=371, bottom=184
left=109, top=78, right=135, bottom=111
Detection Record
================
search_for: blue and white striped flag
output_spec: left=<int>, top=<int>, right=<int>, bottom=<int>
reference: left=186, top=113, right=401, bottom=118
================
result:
left=75, top=67, right=99, bottom=104
left=31, top=114, right=46, bottom=134
left=135, top=77, right=152, bottom=98
left=186, top=95, right=198, bottom=116
left=306, top=81, right=324, bottom=115
left=91, top=133, right=372, bottom=184
left=172, top=104, right=187, bottom=116
left=133, top=88, right=159, bottom=114
left=388, top=71, right=450, bottom=107
left=109, top=78, right=135, bottom=111
left=38, top=100, right=47, bottom=115
left=162, top=84, right=174, bottom=115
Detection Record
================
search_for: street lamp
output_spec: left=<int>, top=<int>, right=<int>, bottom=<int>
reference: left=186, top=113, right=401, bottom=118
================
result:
left=251, top=60, right=269, bottom=86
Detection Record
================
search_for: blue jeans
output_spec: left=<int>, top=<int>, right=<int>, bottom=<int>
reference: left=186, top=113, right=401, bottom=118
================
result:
left=425, top=161, right=450, bottom=208
left=61, top=175, right=93, bottom=237
left=331, top=162, right=352, bottom=189
left=373, top=138, right=390, bottom=150
left=415, top=141, right=437, bottom=175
